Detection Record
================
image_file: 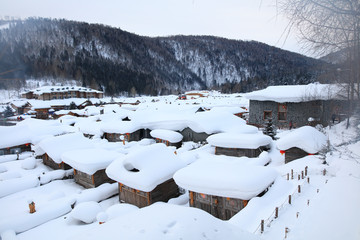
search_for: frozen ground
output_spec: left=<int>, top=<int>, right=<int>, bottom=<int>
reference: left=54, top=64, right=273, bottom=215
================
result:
left=0, top=92, right=359, bottom=240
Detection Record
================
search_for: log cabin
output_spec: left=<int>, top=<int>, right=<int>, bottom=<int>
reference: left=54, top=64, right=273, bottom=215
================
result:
left=150, top=129, right=183, bottom=148
left=174, top=157, right=278, bottom=220
left=106, top=144, right=186, bottom=208
left=207, top=132, right=272, bottom=158
left=62, top=148, right=121, bottom=188
left=276, top=126, right=327, bottom=163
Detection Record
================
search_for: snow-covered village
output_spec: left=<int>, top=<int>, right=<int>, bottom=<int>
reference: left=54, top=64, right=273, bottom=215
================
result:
left=0, top=82, right=359, bottom=240
left=1, top=1, right=360, bottom=240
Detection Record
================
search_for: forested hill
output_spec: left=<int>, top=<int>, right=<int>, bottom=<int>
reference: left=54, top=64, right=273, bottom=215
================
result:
left=0, top=18, right=327, bottom=95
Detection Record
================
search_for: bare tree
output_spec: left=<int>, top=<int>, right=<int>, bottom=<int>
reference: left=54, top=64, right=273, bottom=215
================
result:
left=278, top=0, right=360, bottom=127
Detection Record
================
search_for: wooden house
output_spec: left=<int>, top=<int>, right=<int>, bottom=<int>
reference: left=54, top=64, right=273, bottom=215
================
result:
left=38, top=133, right=94, bottom=170
left=246, top=84, right=348, bottom=128
left=106, top=144, right=186, bottom=208
left=0, top=143, right=32, bottom=156
left=102, top=121, right=150, bottom=143
left=207, top=132, right=272, bottom=158
left=150, top=129, right=183, bottom=148
left=62, top=149, right=121, bottom=188
left=276, top=126, right=327, bottom=163
left=174, top=158, right=277, bottom=220
left=10, top=101, right=31, bottom=115
left=21, top=86, right=103, bottom=100
left=0, top=125, right=33, bottom=156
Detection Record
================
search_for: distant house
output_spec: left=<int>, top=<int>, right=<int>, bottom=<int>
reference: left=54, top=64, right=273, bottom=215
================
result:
left=10, top=101, right=31, bottom=115
left=246, top=83, right=348, bottom=128
left=174, top=158, right=277, bottom=220
left=21, top=86, right=103, bottom=100
left=276, top=126, right=327, bottom=163
left=38, top=133, right=93, bottom=170
left=62, top=149, right=121, bottom=188
left=207, top=132, right=272, bottom=158
left=106, top=144, right=186, bottom=208
left=150, top=129, right=183, bottom=148
left=102, top=121, right=150, bottom=143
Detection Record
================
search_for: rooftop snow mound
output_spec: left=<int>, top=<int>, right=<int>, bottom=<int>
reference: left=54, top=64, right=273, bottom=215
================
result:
left=38, top=133, right=94, bottom=163
left=276, top=126, right=327, bottom=153
left=106, top=144, right=186, bottom=192
left=207, top=133, right=272, bottom=149
left=245, top=83, right=344, bottom=103
left=62, top=148, right=123, bottom=175
left=174, top=158, right=278, bottom=200
left=101, top=121, right=142, bottom=134
left=150, top=129, right=183, bottom=143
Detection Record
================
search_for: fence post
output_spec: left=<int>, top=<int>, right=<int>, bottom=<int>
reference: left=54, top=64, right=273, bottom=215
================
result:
left=287, top=173, right=289, bottom=180
left=288, top=195, right=292, bottom=204
left=261, top=220, right=264, bottom=234
left=307, top=177, right=310, bottom=184
left=298, top=185, right=301, bottom=193
left=296, top=212, right=299, bottom=218
left=323, top=169, right=326, bottom=176
left=307, top=200, right=310, bottom=206
left=317, top=189, right=319, bottom=193
left=285, top=227, right=289, bottom=239
left=301, top=171, right=304, bottom=179
left=305, top=166, right=308, bottom=176
left=291, top=169, right=293, bottom=179
left=275, top=207, right=279, bottom=219
left=298, top=175, right=300, bottom=180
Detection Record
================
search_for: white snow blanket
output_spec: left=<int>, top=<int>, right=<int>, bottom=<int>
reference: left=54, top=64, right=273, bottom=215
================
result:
left=101, top=121, right=142, bottom=134
left=0, top=197, right=75, bottom=234
left=0, top=175, right=39, bottom=198
left=276, top=126, right=327, bottom=153
left=106, top=144, right=186, bottom=192
left=207, top=132, right=272, bottom=149
left=150, top=129, right=183, bottom=143
left=174, top=158, right=278, bottom=200
left=72, top=203, right=260, bottom=240
left=245, top=83, right=343, bottom=103
left=62, top=148, right=122, bottom=175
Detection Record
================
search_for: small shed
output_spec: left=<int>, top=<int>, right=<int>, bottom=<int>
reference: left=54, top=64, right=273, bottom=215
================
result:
left=174, top=158, right=278, bottom=220
left=38, top=133, right=94, bottom=170
left=106, top=144, right=186, bottom=208
left=276, top=126, right=327, bottom=163
left=207, top=133, right=272, bottom=158
left=62, top=148, right=122, bottom=188
left=150, top=129, right=183, bottom=148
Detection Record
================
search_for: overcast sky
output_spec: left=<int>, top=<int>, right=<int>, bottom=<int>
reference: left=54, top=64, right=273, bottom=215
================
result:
left=0, top=0, right=309, bottom=56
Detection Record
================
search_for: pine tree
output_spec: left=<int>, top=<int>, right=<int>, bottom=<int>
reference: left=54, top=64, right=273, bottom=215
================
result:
left=263, top=119, right=276, bottom=140
left=4, top=106, right=13, bottom=118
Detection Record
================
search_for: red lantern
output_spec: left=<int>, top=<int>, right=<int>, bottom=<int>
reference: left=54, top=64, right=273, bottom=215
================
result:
left=280, top=150, right=286, bottom=155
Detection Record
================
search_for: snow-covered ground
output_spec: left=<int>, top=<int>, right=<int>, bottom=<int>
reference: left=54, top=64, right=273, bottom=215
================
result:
left=0, top=91, right=359, bottom=240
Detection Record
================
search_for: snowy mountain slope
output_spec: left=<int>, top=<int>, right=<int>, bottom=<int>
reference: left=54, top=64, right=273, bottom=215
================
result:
left=0, top=18, right=327, bottom=95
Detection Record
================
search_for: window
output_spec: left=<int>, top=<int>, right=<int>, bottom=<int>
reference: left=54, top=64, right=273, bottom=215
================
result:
left=0, top=150, right=4, bottom=155
left=278, top=104, right=287, bottom=121
left=10, top=147, right=21, bottom=154
left=263, top=111, right=272, bottom=120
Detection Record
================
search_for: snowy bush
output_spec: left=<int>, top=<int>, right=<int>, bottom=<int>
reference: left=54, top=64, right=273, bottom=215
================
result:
left=21, top=157, right=37, bottom=170
left=71, top=201, right=102, bottom=224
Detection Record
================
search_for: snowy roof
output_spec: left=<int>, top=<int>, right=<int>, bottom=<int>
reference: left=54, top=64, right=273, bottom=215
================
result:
left=106, top=144, right=186, bottom=192
left=22, top=86, right=103, bottom=95
left=207, top=132, right=272, bottom=149
left=38, top=133, right=94, bottom=163
left=245, top=83, right=344, bottom=103
left=174, top=158, right=278, bottom=199
left=62, top=148, right=123, bottom=175
left=101, top=121, right=142, bottom=134
left=73, top=203, right=259, bottom=240
left=0, top=118, right=75, bottom=148
left=276, top=126, right=327, bottom=153
left=150, top=129, right=183, bottom=143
